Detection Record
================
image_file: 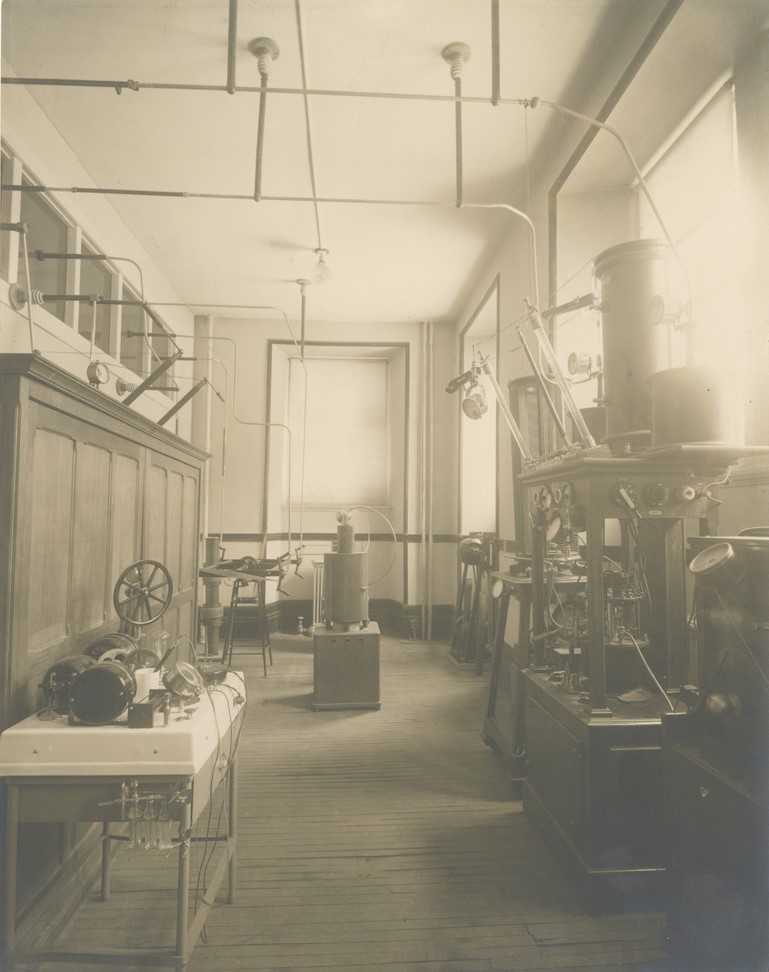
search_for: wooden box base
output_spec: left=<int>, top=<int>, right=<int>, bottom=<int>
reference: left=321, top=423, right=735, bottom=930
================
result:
left=313, top=623, right=381, bottom=711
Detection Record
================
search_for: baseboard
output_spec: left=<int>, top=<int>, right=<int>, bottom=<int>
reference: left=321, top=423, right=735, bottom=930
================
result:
left=221, top=600, right=453, bottom=642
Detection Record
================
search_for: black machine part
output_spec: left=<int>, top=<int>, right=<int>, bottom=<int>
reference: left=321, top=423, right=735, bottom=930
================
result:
left=113, top=559, right=174, bottom=627
left=84, top=631, right=139, bottom=661
left=40, top=654, right=96, bottom=715
left=69, top=660, right=137, bottom=725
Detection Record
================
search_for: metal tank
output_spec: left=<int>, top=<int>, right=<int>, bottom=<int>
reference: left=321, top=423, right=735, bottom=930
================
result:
left=593, top=239, right=675, bottom=447
left=323, top=512, right=368, bottom=628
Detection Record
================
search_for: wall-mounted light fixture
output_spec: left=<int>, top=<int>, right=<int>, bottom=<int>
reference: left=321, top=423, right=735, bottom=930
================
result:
left=462, top=378, right=487, bottom=419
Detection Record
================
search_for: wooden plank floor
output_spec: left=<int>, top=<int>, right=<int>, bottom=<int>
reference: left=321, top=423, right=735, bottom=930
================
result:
left=28, top=634, right=671, bottom=972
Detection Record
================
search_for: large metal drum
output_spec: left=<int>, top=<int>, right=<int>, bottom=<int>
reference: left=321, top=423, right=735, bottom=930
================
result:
left=40, top=654, right=96, bottom=715
left=323, top=552, right=368, bottom=625
left=69, top=660, right=137, bottom=725
left=594, top=239, right=674, bottom=445
left=648, top=365, right=745, bottom=446
left=83, top=631, right=139, bottom=661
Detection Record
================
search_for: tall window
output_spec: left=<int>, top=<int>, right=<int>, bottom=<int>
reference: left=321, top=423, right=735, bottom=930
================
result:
left=19, top=176, right=70, bottom=323
left=287, top=356, right=389, bottom=507
left=0, top=148, right=13, bottom=280
left=640, top=83, right=741, bottom=379
left=79, top=241, right=113, bottom=353
left=119, top=283, right=146, bottom=375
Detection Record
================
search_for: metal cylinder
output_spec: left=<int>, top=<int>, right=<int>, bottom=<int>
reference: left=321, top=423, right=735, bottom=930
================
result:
left=69, top=661, right=136, bottom=725
left=594, top=239, right=674, bottom=445
left=336, top=522, right=355, bottom=553
left=648, top=365, right=745, bottom=447
left=323, top=552, right=368, bottom=625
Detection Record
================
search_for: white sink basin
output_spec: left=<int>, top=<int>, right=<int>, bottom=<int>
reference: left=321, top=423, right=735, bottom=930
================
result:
left=0, top=673, right=246, bottom=777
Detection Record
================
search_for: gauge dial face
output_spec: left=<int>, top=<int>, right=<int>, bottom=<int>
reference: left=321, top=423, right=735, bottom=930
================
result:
left=87, top=361, right=110, bottom=385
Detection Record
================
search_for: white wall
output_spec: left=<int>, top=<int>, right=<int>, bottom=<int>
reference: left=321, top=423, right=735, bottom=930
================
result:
left=198, top=314, right=458, bottom=608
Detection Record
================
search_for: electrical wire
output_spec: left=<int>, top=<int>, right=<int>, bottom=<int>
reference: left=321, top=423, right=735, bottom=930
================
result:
left=346, top=506, right=398, bottom=589
left=628, top=519, right=653, bottom=610
left=714, top=589, right=769, bottom=690
left=294, top=0, right=323, bottom=252
left=701, top=466, right=731, bottom=494
left=627, top=631, right=676, bottom=712
left=174, top=635, right=247, bottom=937
left=18, top=227, right=36, bottom=351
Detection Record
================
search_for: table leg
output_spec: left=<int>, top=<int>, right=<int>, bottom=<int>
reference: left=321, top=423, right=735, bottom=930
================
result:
left=101, top=822, right=111, bottom=901
left=3, top=782, right=19, bottom=953
left=228, top=755, right=238, bottom=904
left=175, top=799, right=192, bottom=962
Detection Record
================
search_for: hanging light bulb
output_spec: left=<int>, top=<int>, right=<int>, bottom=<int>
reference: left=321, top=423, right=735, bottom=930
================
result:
left=313, top=248, right=331, bottom=283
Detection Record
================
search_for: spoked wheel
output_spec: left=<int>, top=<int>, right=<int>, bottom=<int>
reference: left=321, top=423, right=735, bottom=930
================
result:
left=113, top=560, right=173, bottom=627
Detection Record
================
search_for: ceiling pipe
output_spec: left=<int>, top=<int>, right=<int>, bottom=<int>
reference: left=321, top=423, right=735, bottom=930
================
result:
left=534, top=96, right=691, bottom=318
left=297, top=279, right=310, bottom=358
left=3, top=183, right=189, bottom=198
left=249, top=37, right=280, bottom=202
left=1, top=75, right=528, bottom=105
left=491, top=0, right=500, bottom=106
left=226, top=0, right=238, bottom=94
left=10, top=198, right=540, bottom=309
left=32, top=248, right=165, bottom=354
left=441, top=43, right=471, bottom=209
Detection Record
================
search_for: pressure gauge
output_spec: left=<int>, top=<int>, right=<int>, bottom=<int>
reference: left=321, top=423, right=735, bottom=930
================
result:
left=86, top=360, right=110, bottom=386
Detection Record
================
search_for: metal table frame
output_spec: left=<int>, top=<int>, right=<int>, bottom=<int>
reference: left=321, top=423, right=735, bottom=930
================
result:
left=2, top=756, right=238, bottom=970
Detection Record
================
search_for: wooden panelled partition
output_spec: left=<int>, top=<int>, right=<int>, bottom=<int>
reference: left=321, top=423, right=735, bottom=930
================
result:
left=0, top=352, right=206, bottom=928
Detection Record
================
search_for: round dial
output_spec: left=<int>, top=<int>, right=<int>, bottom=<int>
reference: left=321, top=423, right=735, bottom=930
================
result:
left=491, top=577, right=505, bottom=599
left=86, top=360, right=110, bottom=386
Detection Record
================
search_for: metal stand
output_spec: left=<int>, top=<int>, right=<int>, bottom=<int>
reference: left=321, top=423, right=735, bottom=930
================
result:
left=1, top=755, right=238, bottom=970
left=223, top=578, right=272, bottom=675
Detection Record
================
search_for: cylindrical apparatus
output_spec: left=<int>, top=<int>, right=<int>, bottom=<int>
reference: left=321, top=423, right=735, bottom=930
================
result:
left=69, top=660, right=137, bottom=725
left=648, top=365, right=745, bottom=447
left=594, top=239, right=675, bottom=446
left=40, top=654, right=95, bottom=715
left=324, top=514, right=368, bottom=628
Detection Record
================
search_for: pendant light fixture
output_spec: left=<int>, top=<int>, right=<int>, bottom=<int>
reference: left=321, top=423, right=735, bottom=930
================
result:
left=313, top=247, right=331, bottom=283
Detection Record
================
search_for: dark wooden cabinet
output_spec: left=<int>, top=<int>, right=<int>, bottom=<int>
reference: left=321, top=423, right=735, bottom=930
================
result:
left=663, top=715, right=769, bottom=970
left=523, top=671, right=667, bottom=912
left=0, top=353, right=207, bottom=936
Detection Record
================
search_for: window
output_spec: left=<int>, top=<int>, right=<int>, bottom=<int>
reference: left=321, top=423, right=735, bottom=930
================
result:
left=150, top=321, right=177, bottom=398
left=639, top=83, right=740, bottom=378
left=119, top=284, right=146, bottom=375
left=19, top=176, right=69, bottom=323
left=287, top=356, right=389, bottom=507
left=1, top=148, right=13, bottom=281
left=2, top=141, right=176, bottom=399
left=78, top=242, right=113, bottom=353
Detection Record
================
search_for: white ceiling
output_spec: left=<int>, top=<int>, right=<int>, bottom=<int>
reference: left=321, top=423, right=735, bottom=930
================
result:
left=2, top=0, right=766, bottom=327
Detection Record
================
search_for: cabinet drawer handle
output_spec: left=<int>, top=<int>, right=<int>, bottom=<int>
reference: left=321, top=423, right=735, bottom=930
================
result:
left=698, top=786, right=710, bottom=799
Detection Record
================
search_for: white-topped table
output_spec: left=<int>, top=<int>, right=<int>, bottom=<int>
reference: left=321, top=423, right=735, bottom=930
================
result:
left=0, top=672, right=246, bottom=970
